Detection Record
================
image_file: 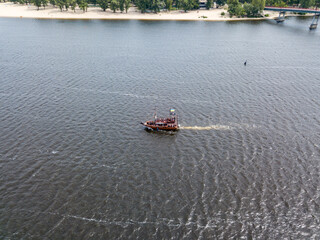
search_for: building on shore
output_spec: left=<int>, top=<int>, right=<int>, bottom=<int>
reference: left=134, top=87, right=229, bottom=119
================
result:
left=199, top=0, right=207, bottom=8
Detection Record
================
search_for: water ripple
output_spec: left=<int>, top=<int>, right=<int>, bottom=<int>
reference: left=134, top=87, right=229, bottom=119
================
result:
left=1, top=17, right=320, bottom=239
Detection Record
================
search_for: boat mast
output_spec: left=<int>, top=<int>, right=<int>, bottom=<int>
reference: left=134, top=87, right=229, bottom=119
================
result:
left=154, top=107, right=157, bottom=120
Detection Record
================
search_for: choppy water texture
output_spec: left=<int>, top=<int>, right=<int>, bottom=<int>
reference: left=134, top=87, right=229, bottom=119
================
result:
left=1, top=17, right=320, bottom=239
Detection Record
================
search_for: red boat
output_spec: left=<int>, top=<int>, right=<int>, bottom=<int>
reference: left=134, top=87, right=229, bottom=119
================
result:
left=141, top=109, right=179, bottom=131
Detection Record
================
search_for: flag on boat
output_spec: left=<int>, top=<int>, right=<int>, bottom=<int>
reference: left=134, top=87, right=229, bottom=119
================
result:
left=170, top=109, right=175, bottom=112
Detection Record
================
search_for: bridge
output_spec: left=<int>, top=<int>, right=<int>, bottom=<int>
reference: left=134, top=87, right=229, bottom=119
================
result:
left=264, top=6, right=320, bottom=29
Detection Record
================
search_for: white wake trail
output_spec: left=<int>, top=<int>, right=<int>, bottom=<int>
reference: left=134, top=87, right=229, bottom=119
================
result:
left=180, top=125, right=233, bottom=130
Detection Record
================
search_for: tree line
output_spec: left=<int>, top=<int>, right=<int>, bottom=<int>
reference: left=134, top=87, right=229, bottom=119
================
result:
left=7, top=0, right=209, bottom=12
left=227, top=0, right=265, bottom=17
left=266, top=0, right=320, bottom=8
left=9, top=0, right=89, bottom=11
left=6, top=0, right=320, bottom=14
left=227, top=0, right=320, bottom=18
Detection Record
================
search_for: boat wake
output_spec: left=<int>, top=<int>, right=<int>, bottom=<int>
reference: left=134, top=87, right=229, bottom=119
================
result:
left=180, top=125, right=233, bottom=130
left=19, top=209, right=221, bottom=229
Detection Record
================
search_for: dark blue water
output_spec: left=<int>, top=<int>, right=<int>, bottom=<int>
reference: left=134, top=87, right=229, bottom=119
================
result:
left=1, top=17, right=320, bottom=239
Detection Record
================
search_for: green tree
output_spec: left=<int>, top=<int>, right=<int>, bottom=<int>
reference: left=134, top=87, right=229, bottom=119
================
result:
left=299, top=0, right=315, bottom=8
left=243, top=2, right=259, bottom=16
left=227, top=0, right=238, bottom=16
left=175, top=0, right=183, bottom=8
left=192, top=0, right=199, bottom=8
left=98, top=0, right=108, bottom=11
left=165, top=0, right=172, bottom=10
left=56, top=0, right=64, bottom=10
left=33, top=0, right=42, bottom=9
left=64, top=0, right=70, bottom=10
left=235, top=4, right=245, bottom=16
left=182, top=0, right=193, bottom=11
left=42, top=0, right=48, bottom=8
left=151, top=0, right=162, bottom=12
left=78, top=0, right=88, bottom=11
left=287, top=0, right=299, bottom=5
left=228, top=0, right=244, bottom=17
left=227, top=0, right=239, bottom=6
left=110, top=0, right=119, bottom=12
left=124, top=0, right=130, bottom=12
left=265, top=0, right=274, bottom=5
left=252, top=0, right=264, bottom=11
left=119, top=0, right=124, bottom=12
left=70, top=0, right=77, bottom=11
left=216, top=0, right=227, bottom=6
left=50, top=0, right=56, bottom=6
left=274, top=0, right=287, bottom=6
left=136, top=0, right=148, bottom=12
left=206, top=0, right=213, bottom=9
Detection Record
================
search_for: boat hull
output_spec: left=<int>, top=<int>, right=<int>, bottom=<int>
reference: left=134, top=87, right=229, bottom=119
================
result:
left=142, top=123, right=179, bottom=131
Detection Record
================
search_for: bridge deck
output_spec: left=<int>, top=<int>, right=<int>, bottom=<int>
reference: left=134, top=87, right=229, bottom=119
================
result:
left=264, top=6, right=320, bottom=14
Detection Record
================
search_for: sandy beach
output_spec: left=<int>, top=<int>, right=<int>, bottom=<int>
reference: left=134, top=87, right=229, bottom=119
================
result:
left=0, top=2, right=283, bottom=21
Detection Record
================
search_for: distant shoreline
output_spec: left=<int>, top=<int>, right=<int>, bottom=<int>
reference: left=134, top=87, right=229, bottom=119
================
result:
left=0, top=3, right=310, bottom=21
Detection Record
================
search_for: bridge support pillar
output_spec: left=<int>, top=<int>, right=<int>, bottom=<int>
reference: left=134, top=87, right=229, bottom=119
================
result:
left=275, top=11, right=286, bottom=23
left=310, top=14, right=320, bottom=30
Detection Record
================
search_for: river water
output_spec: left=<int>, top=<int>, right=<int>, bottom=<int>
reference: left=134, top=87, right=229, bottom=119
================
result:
left=1, top=17, right=320, bottom=239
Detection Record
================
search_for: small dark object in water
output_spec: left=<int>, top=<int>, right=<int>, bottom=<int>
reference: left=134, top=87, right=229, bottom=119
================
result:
left=244, top=60, right=247, bottom=66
